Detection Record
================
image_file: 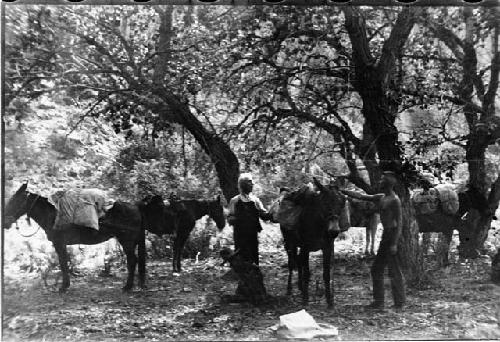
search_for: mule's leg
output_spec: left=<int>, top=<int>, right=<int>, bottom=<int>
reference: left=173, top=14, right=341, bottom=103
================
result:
left=53, top=241, right=70, bottom=293
left=173, top=228, right=191, bottom=273
left=286, top=244, right=298, bottom=296
left=299, top=249, right=310, bottom=306
left=297, top=248, right=303, bottom=293
left=422, top=232, right=431, bottom=257
left=365, top=226, right=370, bottom=255
left=137, top=230, right=147, bottom=289
left=119, top=239, right=137, bottom=291
left=281, top=227, right=295, bottom=295
left=368, top=215, right=378, bottom=255
left=437, top=230, right=453, bottom=267
left=286, top=248, right=294, bottom=296
left=323, top=242, right=333, bottom=308
left=172, top=235, right=178, bottom=273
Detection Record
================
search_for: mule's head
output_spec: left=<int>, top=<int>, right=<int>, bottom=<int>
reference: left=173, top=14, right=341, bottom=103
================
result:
left=313, top=177, right=346, bottom=238
left=3, top=183, right=29, bottom=229
left=208, top=195, right=226, bottom=231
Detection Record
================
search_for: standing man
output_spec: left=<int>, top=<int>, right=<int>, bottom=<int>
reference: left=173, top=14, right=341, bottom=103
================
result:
left=341, top=171, right=406, bottom=310
left=227, top=173, right=273, bottom=265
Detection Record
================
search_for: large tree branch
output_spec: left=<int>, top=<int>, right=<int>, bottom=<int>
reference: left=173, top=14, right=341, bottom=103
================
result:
left=377, top=7, right=423, bottom=79
left=425, top=14, right=487, bottom=106
left=343, top=7, right=375, bottom=68
left=401, top=89, right=485, bottom=114
left=483, top=14, right=499, bottom=116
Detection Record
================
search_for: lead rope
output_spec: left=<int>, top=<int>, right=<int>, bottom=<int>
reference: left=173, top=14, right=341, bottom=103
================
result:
left=16, top=220, right=41, bottom=238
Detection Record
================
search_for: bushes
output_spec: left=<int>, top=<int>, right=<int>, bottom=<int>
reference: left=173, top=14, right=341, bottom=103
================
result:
left=115, top=141, right=162, bottom=171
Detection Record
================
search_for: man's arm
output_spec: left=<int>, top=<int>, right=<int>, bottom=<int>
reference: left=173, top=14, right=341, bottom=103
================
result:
left=254, top=197, right=273, bottom=221
left=391, top=196, right=403, bottom=253
left=341, top=190, right=383, bottom=203
left=227, top=197, right=238, bottom=225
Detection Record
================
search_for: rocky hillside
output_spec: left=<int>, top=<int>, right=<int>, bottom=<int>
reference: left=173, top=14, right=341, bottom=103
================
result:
left=4, top=96, right=125, bottom=198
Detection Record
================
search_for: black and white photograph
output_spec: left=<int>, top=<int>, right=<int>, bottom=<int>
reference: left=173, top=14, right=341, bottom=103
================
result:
left=2, top=0, right=500, bottom=340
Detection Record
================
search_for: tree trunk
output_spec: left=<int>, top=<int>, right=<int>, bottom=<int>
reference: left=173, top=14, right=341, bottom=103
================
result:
left=457, top=6, right=499, bottom=258
left=397, top=181, right=424, bottom=283
left=458, top=209, right=493, bottom=258
left=157, top=92, right=240, bottom=201
left=343, top=7, right=424, bottom=282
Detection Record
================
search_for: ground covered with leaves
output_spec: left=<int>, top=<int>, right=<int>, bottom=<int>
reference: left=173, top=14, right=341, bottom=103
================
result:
left=3, top=225, right=500, bottom=342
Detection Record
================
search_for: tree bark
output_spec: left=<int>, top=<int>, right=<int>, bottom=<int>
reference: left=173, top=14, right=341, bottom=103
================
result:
left=398, top=184, right=424, bottom=282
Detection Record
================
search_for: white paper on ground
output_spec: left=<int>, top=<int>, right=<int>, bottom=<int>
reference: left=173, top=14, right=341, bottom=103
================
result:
left=276, top=309, right=339, bottom=339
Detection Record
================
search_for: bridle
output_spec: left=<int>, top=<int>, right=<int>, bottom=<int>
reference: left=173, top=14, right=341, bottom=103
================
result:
left=11, top=193, right=42, bottom=237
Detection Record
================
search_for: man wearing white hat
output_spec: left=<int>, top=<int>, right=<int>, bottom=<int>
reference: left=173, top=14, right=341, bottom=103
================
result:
left=227, top=172, right=273, bottom=266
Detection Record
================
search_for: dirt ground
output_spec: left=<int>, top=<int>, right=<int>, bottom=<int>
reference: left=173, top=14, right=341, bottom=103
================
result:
left=3, top=224, right=500, bottom=342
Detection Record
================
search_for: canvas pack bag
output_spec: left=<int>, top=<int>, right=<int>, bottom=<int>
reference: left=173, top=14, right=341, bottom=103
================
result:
left=412, top=188, right=440, bottom=215
left=50, top=188, right=113, bottom=231
left=412, top=184, right=460, bottom=216
left=434, top=184, right=460, bottom=215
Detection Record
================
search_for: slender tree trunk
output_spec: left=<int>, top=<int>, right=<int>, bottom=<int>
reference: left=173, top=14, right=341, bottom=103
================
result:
left=399, top=187, right=424, bottom=282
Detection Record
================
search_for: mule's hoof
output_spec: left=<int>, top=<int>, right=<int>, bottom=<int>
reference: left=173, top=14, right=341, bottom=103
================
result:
left=122, top=285, right=133, bottom=292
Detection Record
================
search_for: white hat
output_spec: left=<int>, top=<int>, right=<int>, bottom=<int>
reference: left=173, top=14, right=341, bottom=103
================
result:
left=238, top=173, right=253, bottom=182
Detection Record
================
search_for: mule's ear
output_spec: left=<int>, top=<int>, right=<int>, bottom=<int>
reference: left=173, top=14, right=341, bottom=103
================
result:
left=151, top=195, right=164, bottom=204
left=313, top=177, right=324, bottom=191
left=17, top=183, right=28, bottom=194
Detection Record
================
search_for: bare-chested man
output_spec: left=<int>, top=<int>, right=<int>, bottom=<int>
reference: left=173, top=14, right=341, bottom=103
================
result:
left=341, top=171, right=406, bottom=310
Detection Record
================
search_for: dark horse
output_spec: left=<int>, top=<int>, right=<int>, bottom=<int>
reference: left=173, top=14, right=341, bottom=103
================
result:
left=3, top=183, right=177, bottom=293
left=278, top=178, right=346, bottom=308
left=152, top=195, right=226, bottom=273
